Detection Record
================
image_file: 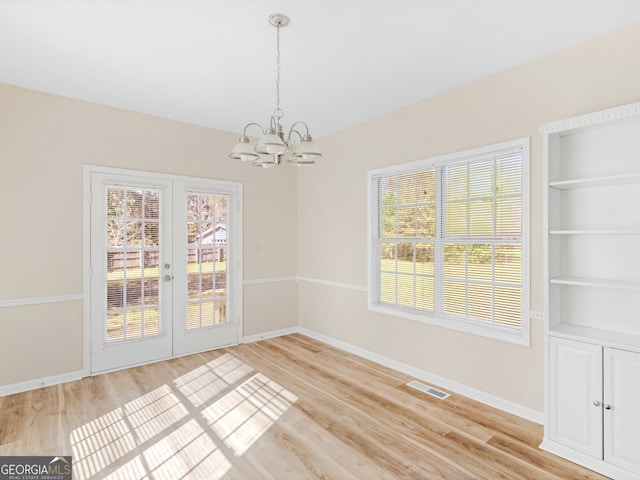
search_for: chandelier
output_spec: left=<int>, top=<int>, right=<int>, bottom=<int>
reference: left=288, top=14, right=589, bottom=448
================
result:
left=229, top=13, right=322, bottom=168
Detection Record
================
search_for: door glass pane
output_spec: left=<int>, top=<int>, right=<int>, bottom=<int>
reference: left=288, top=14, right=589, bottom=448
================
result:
left=105, top=187, right=162, bottom=342
left=186, top=192, right=229, bottom=329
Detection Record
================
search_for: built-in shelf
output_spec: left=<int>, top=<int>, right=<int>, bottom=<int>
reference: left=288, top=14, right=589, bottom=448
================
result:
left=549, top=229, right=640, bottom=235
left=548, top=324, right=640, bottom=353
left=549, top=276, right=640, bottom=291
left=549, top=172, right=640, bottom=189
left=542, top=102, right=640, bottom=478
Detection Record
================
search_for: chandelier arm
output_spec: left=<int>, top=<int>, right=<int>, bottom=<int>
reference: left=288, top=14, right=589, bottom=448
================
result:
left=242, top=122, right=266, bottom=136
left=286, top=121, right=311, bottom=141
left=288, top=128, right=303, bottom=143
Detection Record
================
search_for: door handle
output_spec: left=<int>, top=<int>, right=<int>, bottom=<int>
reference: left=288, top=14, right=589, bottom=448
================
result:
left=163, top=275, right=173, bottom=282
left=593, top=401, right=601, bottom=407
left=604, top=404, right=612, bottom=410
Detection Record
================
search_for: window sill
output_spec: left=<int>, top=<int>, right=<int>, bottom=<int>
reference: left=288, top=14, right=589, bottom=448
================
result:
left=368, top=303, right=531, bottom=346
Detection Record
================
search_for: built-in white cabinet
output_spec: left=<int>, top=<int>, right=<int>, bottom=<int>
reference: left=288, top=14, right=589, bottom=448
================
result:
left=605, top=347, right=640, bottom=474
left=548, top=337, right=640, bottom=477
left=541, top=102, right=640, bottom=480
left=548, top=337, right=602, bottom=459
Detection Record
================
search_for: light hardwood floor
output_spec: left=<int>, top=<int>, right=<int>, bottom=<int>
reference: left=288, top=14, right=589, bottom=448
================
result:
left=0, top=334, right=610, bottom=479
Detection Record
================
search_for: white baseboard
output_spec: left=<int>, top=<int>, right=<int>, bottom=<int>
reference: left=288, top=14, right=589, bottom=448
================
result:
left=540, top=439, right=640, bottom=480
left=0, top=329, right=296, bottom=396
left=253, top=326, right=543, bottom=424
left=0, top=370, right=83, bottom=397
left=1, top=327, right=544, bottom=425
left=242, top=327, right=299, bottom=344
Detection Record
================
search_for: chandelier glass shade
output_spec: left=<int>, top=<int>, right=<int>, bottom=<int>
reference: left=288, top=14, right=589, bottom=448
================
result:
left=229, top=13, right=322, bottom=168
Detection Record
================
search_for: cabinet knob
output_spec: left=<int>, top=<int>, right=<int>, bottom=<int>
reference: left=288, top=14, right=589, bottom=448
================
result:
left=592, top=401, right=601, bottom=407
left=604, top=404, right=612, bottom=410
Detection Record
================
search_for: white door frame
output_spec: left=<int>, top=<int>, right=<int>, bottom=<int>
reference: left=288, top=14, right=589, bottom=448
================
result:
left=82, top=165, right=243, bottom=376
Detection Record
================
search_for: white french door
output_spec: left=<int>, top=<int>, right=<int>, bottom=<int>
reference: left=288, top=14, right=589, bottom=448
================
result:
left=172, top=180, right=239, bottom=356
left=87, top=168, right=242, bottom=374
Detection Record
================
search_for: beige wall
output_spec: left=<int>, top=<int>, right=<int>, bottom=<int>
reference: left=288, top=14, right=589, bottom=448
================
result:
left=2, top=21, right=640, bottom=414
left=297, top=21, right=640, bottom=413
left=0, top=85, right=298, bottom=386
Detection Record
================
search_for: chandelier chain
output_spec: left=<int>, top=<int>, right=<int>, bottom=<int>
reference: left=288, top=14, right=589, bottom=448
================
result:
left=275, top=22, right=281, bottom=120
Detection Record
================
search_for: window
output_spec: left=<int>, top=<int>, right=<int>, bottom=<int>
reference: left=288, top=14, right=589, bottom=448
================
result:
left=368, top=138, right=530, bottom=344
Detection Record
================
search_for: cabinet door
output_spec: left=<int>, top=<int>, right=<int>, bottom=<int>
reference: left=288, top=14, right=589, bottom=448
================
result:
left=549, top=337, right=603, bottom=458
left=605, top=348, right=640, bottom=473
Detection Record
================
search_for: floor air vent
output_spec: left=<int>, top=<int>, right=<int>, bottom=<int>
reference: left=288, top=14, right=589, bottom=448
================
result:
left=406, top=381, right=450, bottom=400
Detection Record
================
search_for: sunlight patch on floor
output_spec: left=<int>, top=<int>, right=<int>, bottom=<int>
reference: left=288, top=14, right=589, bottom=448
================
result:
left=70, top=354, right=296, bottom=479
left=104, top=419, right=231, bottom=480
left=174, top=354, right=253, bottom=408
left=202, top=373, right=298, bottom=456
left=70, top=384, right=188, bottom=478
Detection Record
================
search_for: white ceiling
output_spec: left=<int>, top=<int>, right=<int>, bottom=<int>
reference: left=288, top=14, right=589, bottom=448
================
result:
left=1, top=1, right=640, bottom=138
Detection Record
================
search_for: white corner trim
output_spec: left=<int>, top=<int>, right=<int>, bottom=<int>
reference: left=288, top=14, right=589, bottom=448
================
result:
left=0, top=370, right=84, bottom=398
left=297, top=275, right=367, bottom=292
left=0, top=294, right=83, bottom=308
left=298, top=327, right=543, bottom=424
left=242, top=327, right=299, bottom=344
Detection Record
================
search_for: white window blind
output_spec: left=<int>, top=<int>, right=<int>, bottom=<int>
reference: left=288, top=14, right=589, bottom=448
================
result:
left=105, top=186, right=161, bottom=342
left=185, top=192, right=229, bottom=330
left=369, top=139, right=529, bottom=344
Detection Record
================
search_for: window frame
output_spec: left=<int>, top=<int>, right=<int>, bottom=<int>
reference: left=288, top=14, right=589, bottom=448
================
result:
left=367, top=138, right=530, bottom=345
